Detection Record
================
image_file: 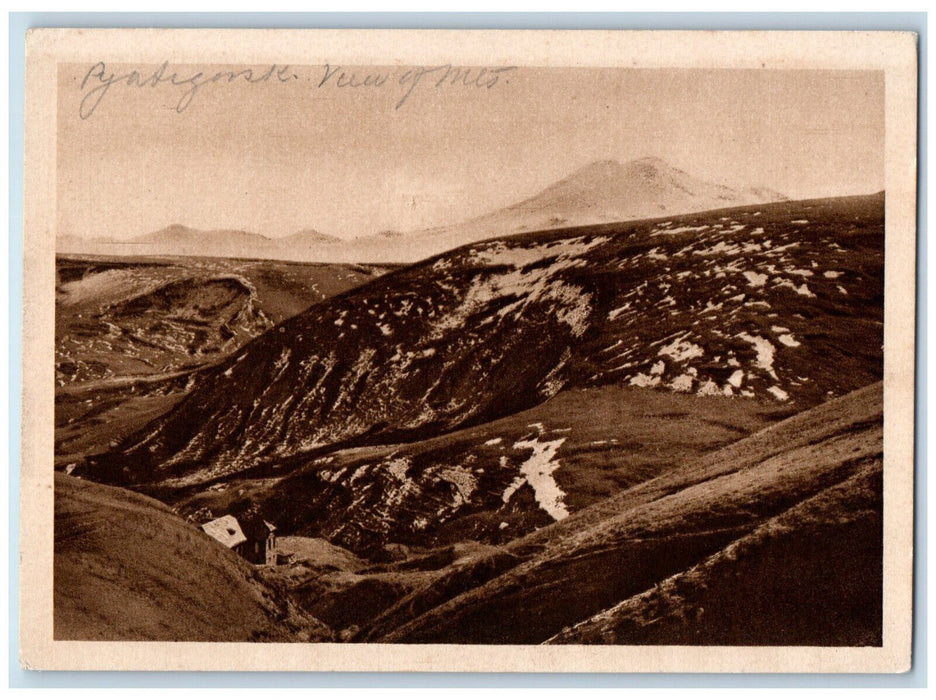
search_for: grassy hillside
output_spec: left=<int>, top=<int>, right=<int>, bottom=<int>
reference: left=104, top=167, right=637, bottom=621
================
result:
left=547, top=462, right=882, bottom=645
left=361, top=382, right=882, bottom=645
left=54, top=473, right=331, bottom=642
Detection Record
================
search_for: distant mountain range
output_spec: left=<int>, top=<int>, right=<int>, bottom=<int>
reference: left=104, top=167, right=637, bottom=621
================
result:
left=57, top=158, right=787, bottom=263
left=58, top=224, right=345, bottom=261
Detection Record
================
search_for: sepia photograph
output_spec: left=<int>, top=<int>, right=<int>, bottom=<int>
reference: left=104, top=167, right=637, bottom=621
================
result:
left=19, top=28, right=917, bottom=673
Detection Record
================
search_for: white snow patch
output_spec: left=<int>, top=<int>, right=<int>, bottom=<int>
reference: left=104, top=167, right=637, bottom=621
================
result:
left=838, top=285, right=849, bottom=295
left=727, top=369, right=745, bottom=388
left=767, top=386, right=790, bottom=401
left=471, top=236, right=608, bottom=268
left=774, top=278, right=815, bottom=297
left=607, top=303, right=631, bottom=321
left=650, top=360, right=665, bottom=375
left=737, top=332, right=778, bottom=379
left=484, top=438, right=503, bottom=446
left=692, top=241, right=740, bottom=256
left=824, top=270, right=843, bottom=279
left=652, top=224, right=709, bottom=236
left=743, top=271, right=768, bottom=287
left=436, top=466, right=478, bottom=507
left=670, top=374, right=694, bottom=392
left=791, top=219, right=810, bottom=225
left=777, top=334, right=801, bottom=347
left=629, top=373, right=661, bottom=388
left=507, top=436, right=569, bottom=520
left=658, top=337, right=704, bottom=362
left=501, top=476, right=526, bottom=504
left=385, top=457, right=410, bottom=481
left=443, top=259, right=595, bottom=338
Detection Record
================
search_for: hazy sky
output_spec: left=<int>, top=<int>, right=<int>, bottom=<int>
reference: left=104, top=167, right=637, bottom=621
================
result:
left=57, top=65, right=884, bottom=240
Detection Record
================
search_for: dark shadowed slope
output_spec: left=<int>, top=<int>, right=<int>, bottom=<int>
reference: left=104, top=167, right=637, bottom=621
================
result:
left=546, top=463, right=881, bottom=645
left=79, top=193, right=883, bottom=490
left=362, top=382, right=882, bottom=645
left=55, top=257, right=388, bottom=462
left=54, top=473, right=332, bottom=641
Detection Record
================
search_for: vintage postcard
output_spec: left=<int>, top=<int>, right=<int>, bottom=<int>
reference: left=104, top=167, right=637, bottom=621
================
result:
left=19, top=28, right=917, bottom=672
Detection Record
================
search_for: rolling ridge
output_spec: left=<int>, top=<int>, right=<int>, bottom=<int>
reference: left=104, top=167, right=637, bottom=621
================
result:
left=79, top=193, right=883, bottom=494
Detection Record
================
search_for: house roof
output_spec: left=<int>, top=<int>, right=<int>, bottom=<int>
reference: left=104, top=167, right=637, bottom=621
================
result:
left=201, top=514, right=247, bottom=549
left=240, top=516, right=277, bottom=541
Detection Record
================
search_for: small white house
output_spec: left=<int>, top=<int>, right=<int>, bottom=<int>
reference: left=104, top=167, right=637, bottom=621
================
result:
left=201, top=514, right=276, bottom=565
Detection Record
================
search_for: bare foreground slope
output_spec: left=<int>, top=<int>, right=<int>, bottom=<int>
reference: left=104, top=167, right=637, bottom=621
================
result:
left=55, top=193, right=885, bottom=645
left=54, top=473, right=331, bottom=641
left=54, top=383, right=881, bottom=645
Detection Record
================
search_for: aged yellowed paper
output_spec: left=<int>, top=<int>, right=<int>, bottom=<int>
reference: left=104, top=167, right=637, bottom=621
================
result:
left=21, top=28, right=917, bottom=672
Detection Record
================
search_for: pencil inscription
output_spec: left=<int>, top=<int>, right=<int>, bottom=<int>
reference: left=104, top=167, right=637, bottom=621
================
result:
left=78, top=62, right=518, bottom=118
